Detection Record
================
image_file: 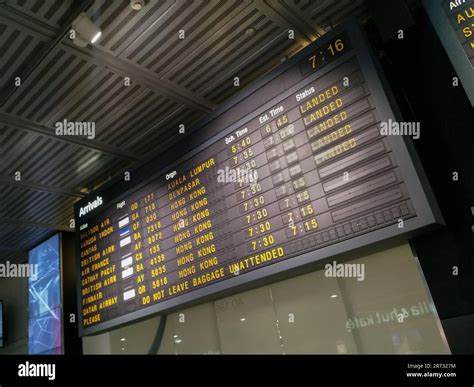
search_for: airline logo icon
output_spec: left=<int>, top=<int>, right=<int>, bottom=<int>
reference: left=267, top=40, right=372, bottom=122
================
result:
left=122, top=266, right=134, bottom=279
left=121, top=254, right=133, bottom=268
left=119, top=226, right=130, bottom=238
left=118, top=216, right=129, bottom=229
left=120, top=236, right=131, bottom=247
left=123, top=289, right=135, bottom=301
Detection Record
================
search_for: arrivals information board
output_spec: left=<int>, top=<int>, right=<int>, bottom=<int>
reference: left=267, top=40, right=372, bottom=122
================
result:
left=424, top=0, right=474, bottom=106
left=75, top=22, right=440, bottom=336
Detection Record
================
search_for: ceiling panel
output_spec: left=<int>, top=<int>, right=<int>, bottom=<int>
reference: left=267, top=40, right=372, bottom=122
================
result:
left=129, top=108, right=205, bottom=155
left=0, top=17, right=50, bottom=106
left=277, top=0, right=369, bottom=27
left=200, top=29, right=302, bottom=103
left=123, top=1, right=255, bottom=73
left=5, top=48, right=98, bottom=119
left=91, top=0, right=173, bottom=55
left=1, top=185, right=75, bottom=226
left=0, top=223, right=56, bottom=252
left=0, top=126, right=128, bottom=190
left=4, top=0, right=77, bottom=27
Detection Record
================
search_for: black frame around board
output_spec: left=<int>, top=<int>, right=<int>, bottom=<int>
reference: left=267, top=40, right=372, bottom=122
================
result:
left=423, top=0, right=474, bottom=106
left=74, top=20, right=443, bottom=336
left=0, top=300, right=3, bottom=347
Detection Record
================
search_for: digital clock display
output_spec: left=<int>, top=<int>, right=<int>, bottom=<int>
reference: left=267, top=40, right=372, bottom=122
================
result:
left=300, top=35, right=350, bottom=76
left=75, top=22, right=440, bottom=336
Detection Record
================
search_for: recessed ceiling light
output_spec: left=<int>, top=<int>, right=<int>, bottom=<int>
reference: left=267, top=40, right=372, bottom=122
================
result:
left=331, top=294, right=338, bottom=298
left=240, top=318, right=246, bottom=322
left=174, top=338, right=182, bottom=344
left=121, top=338, right=126, bottom=342
left=130, top=0, right=145, bottom=10
left=245, top=27, right=256, bottom=36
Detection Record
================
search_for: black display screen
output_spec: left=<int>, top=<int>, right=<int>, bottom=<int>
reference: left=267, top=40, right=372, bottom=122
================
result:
left=424, top=0, right=474, bottom=106
left=443, top=0, right=474, bottom=65
left=75, top=22, right=440, bottom=336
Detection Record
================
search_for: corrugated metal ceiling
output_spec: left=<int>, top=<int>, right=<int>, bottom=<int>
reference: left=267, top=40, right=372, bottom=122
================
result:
left=0, top=0, right=371, bottom=263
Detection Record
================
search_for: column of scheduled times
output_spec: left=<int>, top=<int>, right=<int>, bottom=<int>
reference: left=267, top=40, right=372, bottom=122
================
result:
left=222, top=98, right=321, bottom=275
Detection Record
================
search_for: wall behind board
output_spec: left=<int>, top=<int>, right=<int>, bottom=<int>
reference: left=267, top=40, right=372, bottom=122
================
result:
left=0, top=255, right=28, bottom=354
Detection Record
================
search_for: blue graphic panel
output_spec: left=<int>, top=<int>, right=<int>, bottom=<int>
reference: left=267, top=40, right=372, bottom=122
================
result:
left=28, top=234, right=62, bottom=354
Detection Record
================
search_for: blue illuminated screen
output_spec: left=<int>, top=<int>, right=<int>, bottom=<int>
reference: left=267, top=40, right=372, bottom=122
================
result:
left=28, top=234, right=62, bottom=354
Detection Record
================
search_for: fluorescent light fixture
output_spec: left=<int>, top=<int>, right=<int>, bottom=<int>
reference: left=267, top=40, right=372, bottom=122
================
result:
left=72, top=12, right=102, bottom=46
left=91, top=31, right=102, bottom=44
left=77, top=153, right=100, bottom=173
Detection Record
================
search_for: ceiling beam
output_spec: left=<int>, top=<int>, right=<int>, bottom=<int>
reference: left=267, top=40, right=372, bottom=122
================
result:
left=0, top=217, right=71, bottom=232
left=0, top=2, right=217, bottom=113
left=0, top=3, right=58, bottom=38
left=0, top=112, right=139, bottom=161
left=254, top=1, right=326, bottom=42
left=63, top=41, right=217, bottom=112
left=0, top=176, right=87, bottom=199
